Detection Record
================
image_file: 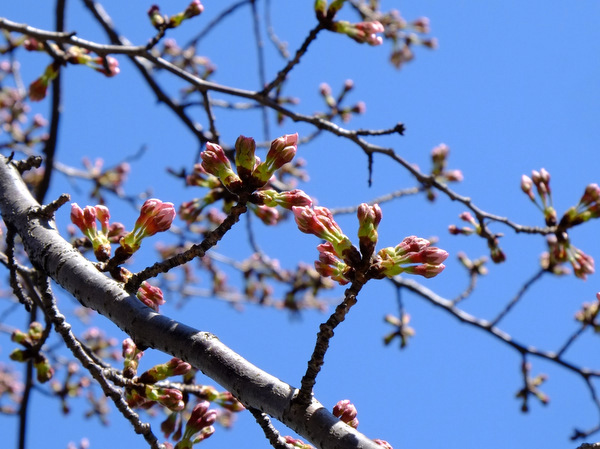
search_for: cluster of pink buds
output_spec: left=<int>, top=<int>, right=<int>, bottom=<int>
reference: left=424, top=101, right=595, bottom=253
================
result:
left=373, top=235, right=448, bottom=278
left=253, top=189, right=313, bottom=210
left=294, top=203, right=448, bottom=284
left=29, top=63, right=60, bottom=102
left=449, top=212, right=505, bottom=263
left=332, top=20, right=385, bottom=46
left=120, top=198, right=176, bottom=255
left=357, top=203, right=382, bottom=256
left=332, top=399, right=359, bottom=428
left=521, top=168, right=556, bottom=226
left=136, top=281, right=166, bottom=312
left=148, top=1, right=204, bottom=29
left=71, top=203, right=118, bottom=261
left=10, top=322, right=53, bottom=383
left=431, top=144, right=462, bottom=182
left=542, top=234, right=594, bottom=280
left=315, top=242, right=351, bottom=285
left=317, top=81, right=366, bottom=123
left=122, top=338, right=143, bottom=379
left=314, top=0, right=384, bottom=44
left=138, top=358, right=191, bottom=384
left=574, top=292, right=600, bottom=329
left=175, top=401, right=218, bottom=448
left=293, top=206, right=354, bottom=258
left=65, top=46, right=120, bottom=77
left=195, top=133, right=303, bottom=225
left=560, top=183, right=600, bottom=227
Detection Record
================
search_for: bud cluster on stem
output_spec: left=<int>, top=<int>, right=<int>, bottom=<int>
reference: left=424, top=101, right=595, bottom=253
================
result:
left=119, top=198, right=176, bottom=255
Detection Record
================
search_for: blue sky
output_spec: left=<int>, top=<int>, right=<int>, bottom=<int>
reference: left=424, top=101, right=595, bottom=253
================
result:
left=1, top=1, right=600, bottom=448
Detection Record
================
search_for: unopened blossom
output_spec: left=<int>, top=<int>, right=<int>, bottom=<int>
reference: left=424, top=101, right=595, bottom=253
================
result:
left=234, top=135, right=259, bottom=180
left=136, top=282, right=166, bottom=312
left=333, top=400, right=359, bottom=428
left=333, top=20, right=385, bottom=46
left=29, top=63, right=59, bottom=102
left=122, top=338, right=143, bottom=378
left=314, top=242, right=351, bottom=285
left=521, top=175, right=535, bottom=202
left=201, top=142, right=243, bottom=192
left=373, top=439, right=394, bottom=449
left=93, top=56, right=120, bottom=77
left=120, top=199, right=175, bottom=254
left=175, top=401, right=217, bottom=448
left=375, top=236, right=448, bottom=279
left=357, top=203, right=382, bottom=247
left=252, top=133, right=298, bottom=185
left=139, top=357, right=192, bottom=384
left=293, top=206, right=353, bottom=258
left=70, top=203, right=112, bottom=261
left=254, top=189, right=313, bottom=210
left=411, top=17, right=431, bottom=33
left=148, top=5, right=166, bottom=28
left=168, top=0, right=204, bottom=28
left=561, top=183, right=600, bottom=227
left=253, top=204, right=280, bottom=226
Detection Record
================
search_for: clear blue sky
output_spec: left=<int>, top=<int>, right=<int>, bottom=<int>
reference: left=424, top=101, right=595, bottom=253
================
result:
left=2, top=1, right=600, bottom=448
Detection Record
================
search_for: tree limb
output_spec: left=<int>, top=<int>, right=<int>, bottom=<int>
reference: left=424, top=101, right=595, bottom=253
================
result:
left=0, top=154, right=380, bottom=449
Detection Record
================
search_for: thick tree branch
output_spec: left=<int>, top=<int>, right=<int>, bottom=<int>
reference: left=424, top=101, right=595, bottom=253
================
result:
left=0, top=154, right=380, bottom=449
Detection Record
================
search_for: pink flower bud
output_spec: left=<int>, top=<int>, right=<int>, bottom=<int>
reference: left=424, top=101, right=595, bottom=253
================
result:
left=252, top=133, right=298, bottom=185
left=201, top=142, right=242, bottom=192
left=136, top=282, right=165, bottom=312
left=120, top=199, right=175, bottom=254
left=293, top=206, right=353, bottom=257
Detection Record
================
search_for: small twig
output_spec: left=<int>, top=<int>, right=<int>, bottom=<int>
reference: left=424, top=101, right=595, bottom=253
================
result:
left=329, top=187, right=421, bottom=215
left=38, top=276, right=163, bottom=449
left=249, top=407, right=295, bottom=449
left=125, top=202, right=248, bottom=292
left=296, top=281, right=365, bottom=406
left=260, top=21, right=327, bottom=95
left=489, top=269, right=545, bottom=327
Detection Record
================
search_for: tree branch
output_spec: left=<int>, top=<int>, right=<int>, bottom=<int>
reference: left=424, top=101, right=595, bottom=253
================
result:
left=0, top=155, right=381, bottom=449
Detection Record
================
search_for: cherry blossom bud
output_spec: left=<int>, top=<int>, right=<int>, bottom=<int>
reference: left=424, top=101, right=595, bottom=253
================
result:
left=254, top=189, right=312, bottom=210
left=120, top=199, right=175, bottom=254
left=70, top=203, right=112, bottom=261
left=139, top=357, right=192, bottom=384
left=136, top=281, right=165, bottom=312
left=252, top=133, right=298, bottom=186
left=184, top=0, right=204, bottom=19
left=314, top=0, right=327, bottom=19
left=29, top=63, right=59, bottom=102
left=411, top=17, right=430, bottom=33
left=253, top=205, right=280, bottom=225
left=234, top=135, right=259, bottom=180
left=122, top=338, right=143, bottom=378
left=315, top=242, right=351, bottom=285
left=94, top=56, right=120, bottom=77
left=373, top=439, right=394, bottom=449
left=148, top=5, right=166, bottom=28
left=34, top=354, right=54, bottom=383
left=293, top=206, right=353, bottom=258
left=374, top=236, right=448, bottom=278
left=201, top=142, right=243, bottom=192
left=333, top=399, right=359, bottom=428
